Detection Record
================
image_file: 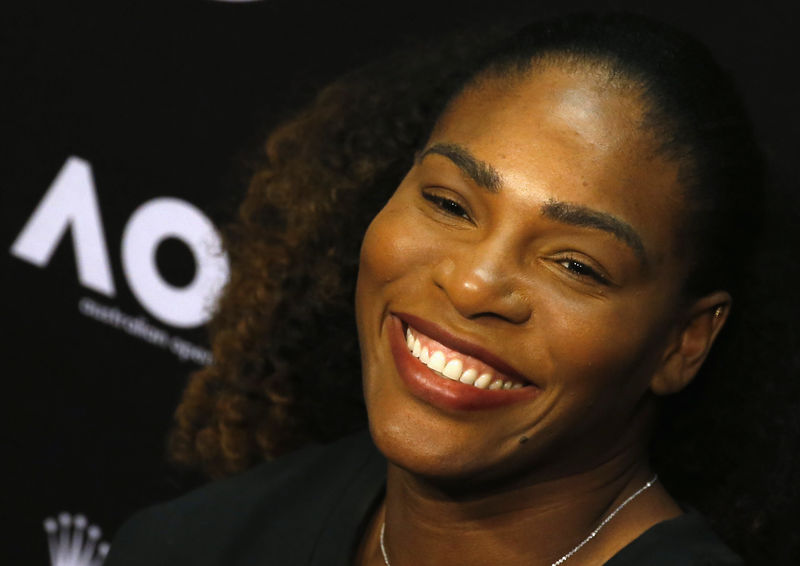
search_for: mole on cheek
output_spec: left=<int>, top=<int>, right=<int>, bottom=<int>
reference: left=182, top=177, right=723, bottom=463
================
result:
left=519, top=435, right=529, bottom=444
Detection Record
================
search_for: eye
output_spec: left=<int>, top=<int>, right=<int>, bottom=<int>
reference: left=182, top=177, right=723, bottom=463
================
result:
left=556, top=255, right=610, bottom=285
left=422, top=191, right=471, bottom=221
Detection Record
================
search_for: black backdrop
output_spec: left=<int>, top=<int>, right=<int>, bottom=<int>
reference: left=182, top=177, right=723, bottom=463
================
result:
left=3, top=1, right=798, bottom=564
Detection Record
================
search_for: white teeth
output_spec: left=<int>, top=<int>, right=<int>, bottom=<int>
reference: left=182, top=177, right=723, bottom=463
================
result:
left=474, top=374, right=493, bottom=389
left=442, top=359, right=463, bottom=380
left=459, top=368, right=478, bottom=385
left=405, top=326, right=525, bottom=391
left=427, top=351, right=446, bottom=372
left=420, top=347, right=430, bottom=364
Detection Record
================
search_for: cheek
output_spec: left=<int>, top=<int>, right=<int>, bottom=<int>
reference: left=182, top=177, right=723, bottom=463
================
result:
left=356, top=202, right=415, bottom=347
left=358, top=208, right=408, bottom=288
left=355, top=202, right=432, bottom=418
left=357, top=200, right=434, bottom=297
left=536, top=295, right=668, bottom=402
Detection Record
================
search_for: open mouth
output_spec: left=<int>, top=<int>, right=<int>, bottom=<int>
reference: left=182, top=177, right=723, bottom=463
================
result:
left=387, top=314, right=538, bottom=411
left=404, top=324, right=528, bottom=390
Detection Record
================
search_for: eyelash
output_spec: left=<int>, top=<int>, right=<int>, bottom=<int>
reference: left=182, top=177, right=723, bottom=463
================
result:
left=556, top=255, right=610, bottom=285
left=422, top=192, right=471, bottom=221
left=422, top=191, right=609, bottom=286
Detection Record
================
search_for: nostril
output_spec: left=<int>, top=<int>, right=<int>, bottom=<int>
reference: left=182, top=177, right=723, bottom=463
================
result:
left=466, top=310, right=516, bottom=322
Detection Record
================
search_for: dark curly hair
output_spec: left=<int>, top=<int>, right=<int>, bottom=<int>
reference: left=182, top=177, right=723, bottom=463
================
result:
left=169, top=13, right=799, bottom=564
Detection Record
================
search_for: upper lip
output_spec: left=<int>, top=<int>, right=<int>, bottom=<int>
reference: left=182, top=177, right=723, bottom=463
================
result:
left=393, top=312, right=533, bottom=385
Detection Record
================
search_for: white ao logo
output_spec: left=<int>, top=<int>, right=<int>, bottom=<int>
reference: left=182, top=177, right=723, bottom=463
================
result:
left=10, top=157, right=230, bottom=328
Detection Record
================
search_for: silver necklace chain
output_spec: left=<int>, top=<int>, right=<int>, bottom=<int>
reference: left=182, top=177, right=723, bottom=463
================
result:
left=379, top=474, right=658, bottom=566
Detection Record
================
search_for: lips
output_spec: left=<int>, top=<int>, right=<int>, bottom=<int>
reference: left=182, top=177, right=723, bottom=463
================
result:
left=388, top=313, right=539, bottom=411
left=405, top=325, right=525, bottom=389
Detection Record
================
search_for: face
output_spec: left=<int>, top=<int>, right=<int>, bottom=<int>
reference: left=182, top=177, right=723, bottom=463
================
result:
left=355, top=66, right=691, bottom=488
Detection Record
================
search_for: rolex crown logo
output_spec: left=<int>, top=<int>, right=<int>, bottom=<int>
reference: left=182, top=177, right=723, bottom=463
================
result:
left=43, top=512, right=110, bottom=566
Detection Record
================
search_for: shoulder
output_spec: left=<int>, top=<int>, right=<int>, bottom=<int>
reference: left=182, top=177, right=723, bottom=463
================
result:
left=104, top=430, right=383, bottom=566
left=607, top=510, right=743, bottom=566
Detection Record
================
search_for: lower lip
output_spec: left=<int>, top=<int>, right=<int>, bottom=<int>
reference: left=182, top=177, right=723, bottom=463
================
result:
left=387, top=315, right=540, bottom=411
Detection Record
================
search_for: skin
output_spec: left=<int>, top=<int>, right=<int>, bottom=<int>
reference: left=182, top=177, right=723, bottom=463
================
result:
left=354, top=63, right=730, bottom=566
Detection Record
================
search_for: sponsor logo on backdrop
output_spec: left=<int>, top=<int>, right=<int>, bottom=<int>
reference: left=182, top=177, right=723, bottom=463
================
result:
left=10, top=156, right=229, bottom=363
left=79, top=296, right=213, bottom=365
left=43, top=512, right=109, bottom=566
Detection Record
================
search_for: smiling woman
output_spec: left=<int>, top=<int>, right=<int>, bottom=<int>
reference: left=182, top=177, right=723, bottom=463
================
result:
left=105, top=12, right=796, bottom=566
left=358, top=63, right=693, bottom=482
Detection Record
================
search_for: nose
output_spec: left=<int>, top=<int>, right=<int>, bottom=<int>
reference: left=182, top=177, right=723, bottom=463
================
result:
left=433, top=239, right=532, bottom=324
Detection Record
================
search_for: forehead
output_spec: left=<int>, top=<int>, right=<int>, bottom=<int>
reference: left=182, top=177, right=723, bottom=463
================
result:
left=429, top=66, right=685, bottom=266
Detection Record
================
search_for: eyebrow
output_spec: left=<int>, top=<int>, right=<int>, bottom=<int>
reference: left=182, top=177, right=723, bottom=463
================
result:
left=418, top=142, right=502, bottom=192
left=541, top=199, right=647, bottom=264
left=419, top=142, right=647, bottom=264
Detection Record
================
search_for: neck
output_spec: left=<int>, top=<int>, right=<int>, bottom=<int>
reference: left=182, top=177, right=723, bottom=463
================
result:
left=371, top=453, right=680, bottom=566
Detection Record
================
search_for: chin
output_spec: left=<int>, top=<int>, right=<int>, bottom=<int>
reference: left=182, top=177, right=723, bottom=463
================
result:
left=364, top=394, right=540, bottom=491
left=373, top=433, right=486, bottom=490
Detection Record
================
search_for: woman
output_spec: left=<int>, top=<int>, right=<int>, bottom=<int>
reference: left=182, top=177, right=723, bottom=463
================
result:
left=107, top=12, right=795, bottom=565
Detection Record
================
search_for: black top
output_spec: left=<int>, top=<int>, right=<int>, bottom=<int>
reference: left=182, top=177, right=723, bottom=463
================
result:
left=105, top=431, right=743, bottom=565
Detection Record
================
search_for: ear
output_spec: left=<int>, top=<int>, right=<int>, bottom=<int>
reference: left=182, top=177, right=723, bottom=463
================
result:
left=650, top=291, right=732, bottom=396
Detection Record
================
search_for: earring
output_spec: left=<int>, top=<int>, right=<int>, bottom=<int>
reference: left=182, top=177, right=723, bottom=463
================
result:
left=713, top=305, right=724, bottom=319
